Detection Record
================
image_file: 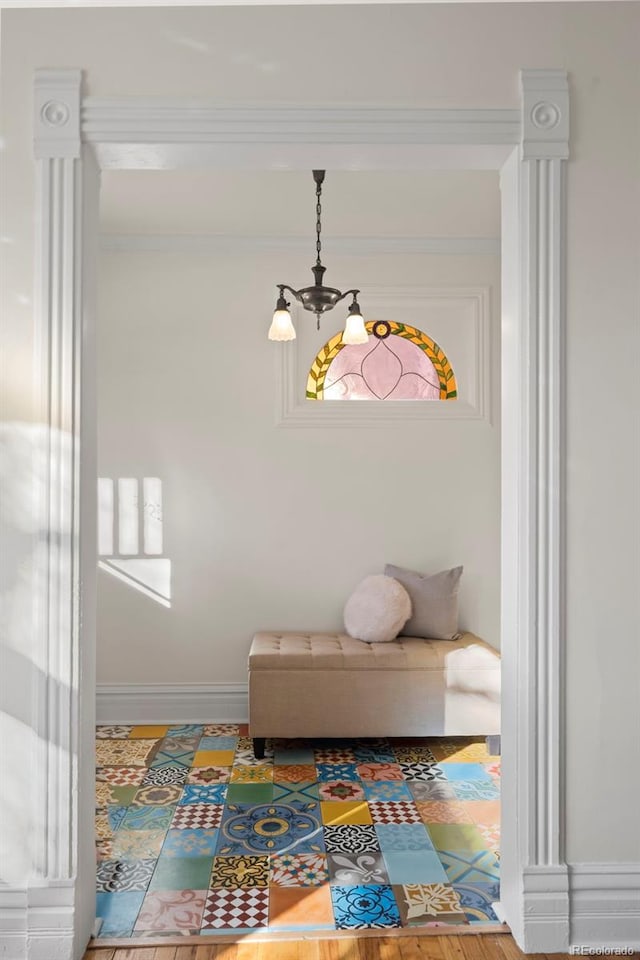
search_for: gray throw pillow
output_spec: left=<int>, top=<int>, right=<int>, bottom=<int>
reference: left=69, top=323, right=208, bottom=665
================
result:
left=384, top=564, right=463, bottom=640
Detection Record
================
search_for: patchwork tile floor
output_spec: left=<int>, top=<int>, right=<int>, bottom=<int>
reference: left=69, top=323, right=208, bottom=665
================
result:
left=95, top=725, right=500, bottom=937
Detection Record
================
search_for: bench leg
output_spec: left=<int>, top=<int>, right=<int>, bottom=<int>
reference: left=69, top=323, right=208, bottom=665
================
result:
left=253, top=737, right=266, bottom=760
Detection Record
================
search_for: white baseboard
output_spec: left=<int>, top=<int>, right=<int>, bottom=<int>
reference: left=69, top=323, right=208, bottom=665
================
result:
left=0, top=886, right=26, bottom=960
left=569, top=863, right=640, bottom=950
left=96, top=682, right=249, bottom=724
left=521, top=864, right=570, bottom=952
left=0, top=884, right=76, bottom=960
left=0, top=933, right=26, bottom=960
left=515, top=863, right=640, bottom=953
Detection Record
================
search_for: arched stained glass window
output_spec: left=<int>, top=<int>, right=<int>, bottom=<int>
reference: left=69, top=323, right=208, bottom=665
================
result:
left=307, top=320, right=457, bottom=401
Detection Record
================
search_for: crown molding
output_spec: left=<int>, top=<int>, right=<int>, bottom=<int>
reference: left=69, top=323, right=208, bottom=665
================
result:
left=81, top=100, right=519, bottom=169
left=99, top=233, right=501, bottom=256
left=83, top=101, right=520, bottom=144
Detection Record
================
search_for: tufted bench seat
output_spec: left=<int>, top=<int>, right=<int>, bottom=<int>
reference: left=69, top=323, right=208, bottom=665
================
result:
left=248, top=631, right=500, bottom=757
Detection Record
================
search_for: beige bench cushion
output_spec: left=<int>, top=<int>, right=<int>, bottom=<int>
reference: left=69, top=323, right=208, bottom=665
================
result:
left=248, top=631, right=501, bottom=738
left=250, top=630, right=499, bottom=674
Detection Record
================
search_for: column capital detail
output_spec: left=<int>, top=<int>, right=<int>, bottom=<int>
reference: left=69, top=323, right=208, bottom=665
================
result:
left=520, top=69, right=569, bottom=160
left=34, top=68, right=82, bottom=159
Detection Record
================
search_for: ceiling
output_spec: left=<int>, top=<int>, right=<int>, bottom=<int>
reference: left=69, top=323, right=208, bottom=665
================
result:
left=99, top=169, right=501, bottom=238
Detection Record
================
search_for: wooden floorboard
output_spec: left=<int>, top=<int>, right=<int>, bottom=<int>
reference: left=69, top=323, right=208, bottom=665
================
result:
left=82, top=934, right=583, bottom=960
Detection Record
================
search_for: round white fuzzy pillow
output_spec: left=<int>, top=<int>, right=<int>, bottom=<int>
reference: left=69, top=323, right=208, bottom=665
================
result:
left=344, top=574, right=412, bottom=643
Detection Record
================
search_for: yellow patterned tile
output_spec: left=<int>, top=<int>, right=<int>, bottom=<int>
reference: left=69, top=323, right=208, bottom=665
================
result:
left=111, top=829, right=166, bottom=860
left=129, top=725, right=169, bottom=739
left=96, top=838, right=113, bottom=861
left=320, top=801, right=372, bottom=827
left=95, top=814, right=112, bottom=840
left=95, top=782, right=116, bottom=807
left=230, top=765, right=273, bottom=783
left=193, top=750, right=235, bottom=767
left=395, top=883, right=467, bottom=925
left=96, top=739, right=157, bottom=767
left=431, top=739, right=496, bottom=763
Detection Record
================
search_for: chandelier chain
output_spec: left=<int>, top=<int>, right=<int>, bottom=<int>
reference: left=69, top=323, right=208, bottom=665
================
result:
left=315, top=177, right=322, bottom=265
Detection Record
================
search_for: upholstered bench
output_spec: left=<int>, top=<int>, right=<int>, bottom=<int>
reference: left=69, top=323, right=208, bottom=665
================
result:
left=248, top=631, right=500, bottom=758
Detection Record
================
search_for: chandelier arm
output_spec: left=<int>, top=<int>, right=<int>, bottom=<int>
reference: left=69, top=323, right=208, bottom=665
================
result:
left=277, top=283, right=304, bottom=303
left=333, top=288, right=361, bottom=305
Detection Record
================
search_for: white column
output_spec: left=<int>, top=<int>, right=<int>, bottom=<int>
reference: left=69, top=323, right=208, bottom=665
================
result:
left=519, top=68, right=570, bottom=950
left=27, top=68, right=98, bottom=960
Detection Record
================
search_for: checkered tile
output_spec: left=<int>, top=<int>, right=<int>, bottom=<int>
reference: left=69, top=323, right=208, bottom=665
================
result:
left=97, top=766, right=146, bottom=786
left=368, top=801, right=422, bottom=825
left=201, top=887, right=269, bottom=929
left=171, top=803, right=223, bottom=830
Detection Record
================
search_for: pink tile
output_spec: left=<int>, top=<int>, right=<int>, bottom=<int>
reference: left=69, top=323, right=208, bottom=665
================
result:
left=134, top=889, right=206, bottom=933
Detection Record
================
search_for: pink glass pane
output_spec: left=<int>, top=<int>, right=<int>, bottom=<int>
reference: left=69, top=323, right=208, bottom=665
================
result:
left=324, top=336, right=440, bottom=400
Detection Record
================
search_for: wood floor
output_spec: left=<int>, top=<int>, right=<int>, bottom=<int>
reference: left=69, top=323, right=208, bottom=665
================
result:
left=83, top=933, right=578, bottom=960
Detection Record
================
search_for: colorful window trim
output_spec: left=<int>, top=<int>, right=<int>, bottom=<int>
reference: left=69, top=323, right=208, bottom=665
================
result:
left=306, top=320, right=458, bottom=401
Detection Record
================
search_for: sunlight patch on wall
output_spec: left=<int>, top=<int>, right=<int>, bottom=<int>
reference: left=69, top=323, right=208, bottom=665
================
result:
left=98, top=477, right=171, bottom=607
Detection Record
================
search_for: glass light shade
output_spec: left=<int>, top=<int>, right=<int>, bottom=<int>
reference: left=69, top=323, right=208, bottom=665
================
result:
left=342, top=310, right=369, bottom=345
left=268, top=308, right=296, bottom=341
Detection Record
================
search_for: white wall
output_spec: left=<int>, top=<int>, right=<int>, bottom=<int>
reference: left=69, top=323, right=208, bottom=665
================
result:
left=1, top=1, right=639, bottom=875
left=96, top=248, right=501, bottom=683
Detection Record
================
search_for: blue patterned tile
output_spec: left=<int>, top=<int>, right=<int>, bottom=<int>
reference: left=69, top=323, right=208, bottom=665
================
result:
left=179, top=784, right=227, bottom=805
left=96, top=891, right=145, bottom=937
left=158, top=735, right=201, bottom=754
left=121, top=805, right=176, bottom=831
left=441, top=763, right=493, bottom=782
left=150, top=749, right=193, bottom=770
left=200, top=736, right=238, bottom=751
left=107, top=806, right=127, bottom=831
left=161, top=828, right=219, bottom=858
left=217, top=802, right=325, bottom=856
left=439, top=849, right=500, bottom=884
left=353, top=749, right=396, bottom=763
left=449, top=780, right=500, bottom=801
left=362, top=781, right=413, bottom=802
left=273, top=782, right=320, bottom=803
left=375, top=823, right=435, bottom=853
left=382, top=850, right=448, bottom=885
left=316, top=763, right=359, bottom=782
left=166, top=724, right=204, bottom=737
left=331, top=884, right=401, bottom=929
left=453, top=882, right=500, bottom=922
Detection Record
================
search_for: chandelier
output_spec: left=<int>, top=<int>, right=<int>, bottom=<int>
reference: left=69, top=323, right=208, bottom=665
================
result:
left=268, top=170, right=369, bottom=344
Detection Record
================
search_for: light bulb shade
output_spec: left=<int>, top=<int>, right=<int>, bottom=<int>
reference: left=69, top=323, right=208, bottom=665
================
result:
left=342, top=309, right=368, bottom=345
left=268, top=308, right=296, bottom=341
